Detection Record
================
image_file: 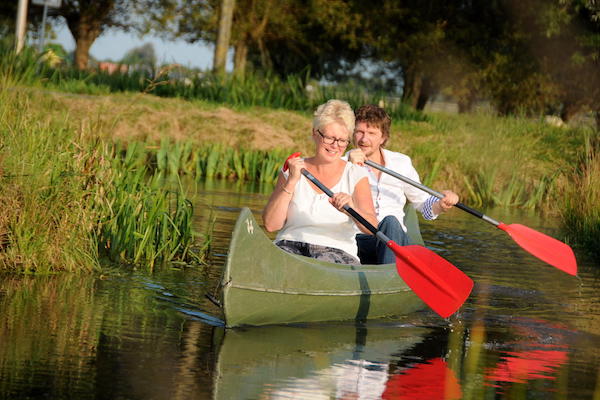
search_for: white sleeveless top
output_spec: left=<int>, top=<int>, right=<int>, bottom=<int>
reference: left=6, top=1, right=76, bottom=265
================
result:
left=275, top=162, right=369, bottom=258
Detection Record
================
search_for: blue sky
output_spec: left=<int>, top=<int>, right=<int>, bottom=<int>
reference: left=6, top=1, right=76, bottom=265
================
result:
left=53, top=23, right=218, bottom=70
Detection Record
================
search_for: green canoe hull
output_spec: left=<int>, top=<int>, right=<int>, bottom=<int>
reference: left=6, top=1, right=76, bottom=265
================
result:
left=222, top=207, right=425, bottom=327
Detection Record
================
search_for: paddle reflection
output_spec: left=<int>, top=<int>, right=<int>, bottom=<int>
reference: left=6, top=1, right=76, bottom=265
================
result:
left=485, top=349, right=568, bottom=388
left=212, top=324, right=429, bottom=400
left=382, top=358, right=462, bottom=400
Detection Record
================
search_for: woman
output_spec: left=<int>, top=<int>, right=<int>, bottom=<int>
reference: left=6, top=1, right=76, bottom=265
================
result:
left=263, top=99, right=378, bottom=264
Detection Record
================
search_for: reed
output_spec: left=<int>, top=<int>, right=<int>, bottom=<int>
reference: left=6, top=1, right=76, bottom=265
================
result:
left=94, top=143, right=206, bottom=269
left=560, top=134, right=600, bottom=258
left=0, top=85, right=100, bottom=272
left=96, top=178, right=200, bottom=269
left=147, top=141, right=291, bottom=184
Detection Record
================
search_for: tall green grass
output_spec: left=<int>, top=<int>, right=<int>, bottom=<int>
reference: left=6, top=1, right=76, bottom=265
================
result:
left=152, top=140, right=290, bottom=183
left=398, top=112, right=589, bottom=210
left=94, top=143, right=208, bottom=269
left=561, top=134, right=600, bottom=258
left=0, top=86, right=208, bottom=273
left=0, top=86, right=98, bottom=273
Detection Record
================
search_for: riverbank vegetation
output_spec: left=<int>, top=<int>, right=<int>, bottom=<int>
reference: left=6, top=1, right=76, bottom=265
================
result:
left=561, top=136, right=600, bottom=258
left=1, top=41, right=599, bottom=271
left=0, top=66, right=211, bottom=273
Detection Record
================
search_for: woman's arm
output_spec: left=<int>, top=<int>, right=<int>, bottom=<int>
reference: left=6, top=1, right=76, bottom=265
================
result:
left=262, top=173, right=294, bottom=232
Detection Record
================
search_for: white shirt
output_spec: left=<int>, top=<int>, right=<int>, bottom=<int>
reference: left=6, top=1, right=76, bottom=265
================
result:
left=275, top=162, right=369, bottom=258
left=345, top=148, right=439, bottom=232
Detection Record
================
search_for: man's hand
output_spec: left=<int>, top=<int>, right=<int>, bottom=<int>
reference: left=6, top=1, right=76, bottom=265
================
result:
left=437, top=190, right=459, bottom=212
left=348, top=149, right=366, bottom=166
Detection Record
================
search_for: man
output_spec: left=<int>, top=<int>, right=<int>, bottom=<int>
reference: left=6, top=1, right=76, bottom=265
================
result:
left=347, top=104, right=459, bottom=264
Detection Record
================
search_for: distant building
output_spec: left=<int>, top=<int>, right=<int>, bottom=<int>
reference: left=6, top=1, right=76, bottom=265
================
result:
left=98, top=62, right=128, bottom=75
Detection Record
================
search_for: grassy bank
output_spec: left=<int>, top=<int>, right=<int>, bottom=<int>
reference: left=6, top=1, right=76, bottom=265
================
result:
left=0, top=83, right=209, bottom=273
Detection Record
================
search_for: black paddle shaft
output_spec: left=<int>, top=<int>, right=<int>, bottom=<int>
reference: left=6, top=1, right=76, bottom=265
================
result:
left=300, top=169, right=391, bottom=243
left=363, top=160, right=501, bottom=227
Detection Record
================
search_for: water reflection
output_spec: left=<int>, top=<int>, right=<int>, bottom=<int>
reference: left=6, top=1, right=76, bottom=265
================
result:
left=213, top=324, right=429, bottom=400
left=485, top=349, right=568, bottom=387
left=382, top=358, right=462, bottom=400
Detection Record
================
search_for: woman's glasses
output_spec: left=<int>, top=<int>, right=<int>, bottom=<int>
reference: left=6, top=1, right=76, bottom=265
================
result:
left=317, top=130, right=350, bottom=147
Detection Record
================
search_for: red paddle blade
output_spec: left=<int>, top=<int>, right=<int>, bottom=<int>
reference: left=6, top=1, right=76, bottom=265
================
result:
left=389, top=243, right=473, bottom=318
left=498, top=223, right=577, bottom=276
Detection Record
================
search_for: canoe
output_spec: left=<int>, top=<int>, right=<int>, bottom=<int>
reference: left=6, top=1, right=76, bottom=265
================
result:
left=212, top=324, right=428, bottom=400
left=221, top=206, right=426, bottom=327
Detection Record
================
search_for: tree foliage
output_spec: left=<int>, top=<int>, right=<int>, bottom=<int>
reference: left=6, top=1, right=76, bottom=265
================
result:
left=4, top=0, right=598, bottom=119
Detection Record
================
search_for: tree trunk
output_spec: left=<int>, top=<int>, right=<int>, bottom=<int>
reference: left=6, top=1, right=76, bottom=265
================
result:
left=415, top=77, right=434, bottom=111
left=213, top=0, right=236, bottom=74
left=257, top=37, right=272, bottom=71
left=74, top=36, right=94, bottom=70
left=402, top=67, right=422, bottom=109
left=233, top=40, right=248, bottom=78
left=66, top=13, right=103, bottom=70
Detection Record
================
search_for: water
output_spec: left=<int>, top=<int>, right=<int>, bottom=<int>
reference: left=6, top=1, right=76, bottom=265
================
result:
left=1, top=179, right=599, bottom=399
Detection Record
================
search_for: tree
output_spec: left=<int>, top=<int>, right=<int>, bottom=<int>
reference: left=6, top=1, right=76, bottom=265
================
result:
left=532, top=0, right=600, bottom=121
left=349, top=0, right=451, bottom=109
left=165, top=0, right=305, bottom=76
left=145, top=0, right=364, bottom=79
left=121, top=42, right=156, bottom=72
left=241, top=0, right=365, bottom=79
left=214, top=0, right=235, bottom=73
left=53, top=0, right=137, bottom=70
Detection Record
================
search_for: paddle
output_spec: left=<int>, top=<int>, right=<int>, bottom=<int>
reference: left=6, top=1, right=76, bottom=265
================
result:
left=363, top=160, right=577, bottom=276
left=282, top=153, right=473, bottom=318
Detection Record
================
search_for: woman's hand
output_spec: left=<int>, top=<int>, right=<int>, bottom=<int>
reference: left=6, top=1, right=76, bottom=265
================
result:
left=329, top=192, right=354, bottom=212
left=348, top=149, right=366, bottom=166
left=285, top=156, right=305, bottom=184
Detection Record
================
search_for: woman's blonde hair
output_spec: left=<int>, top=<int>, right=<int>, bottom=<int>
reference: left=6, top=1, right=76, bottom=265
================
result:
left=312, top=99, right=355, bottom=135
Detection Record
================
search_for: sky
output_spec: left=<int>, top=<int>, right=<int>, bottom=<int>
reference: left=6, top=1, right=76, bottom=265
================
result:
left=52, top=22, right=221, bottom=70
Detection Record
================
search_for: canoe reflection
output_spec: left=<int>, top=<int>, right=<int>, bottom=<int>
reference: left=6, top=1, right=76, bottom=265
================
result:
left=213, top=324, right=429, bottom=400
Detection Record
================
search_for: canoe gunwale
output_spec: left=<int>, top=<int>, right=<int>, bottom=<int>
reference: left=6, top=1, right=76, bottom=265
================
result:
left=226, top=282, right=413, bottom=296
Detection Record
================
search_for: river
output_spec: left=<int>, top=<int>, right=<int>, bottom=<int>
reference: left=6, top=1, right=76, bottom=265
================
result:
left=1, top=179, right=598, bottom=399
